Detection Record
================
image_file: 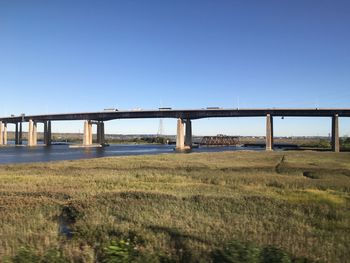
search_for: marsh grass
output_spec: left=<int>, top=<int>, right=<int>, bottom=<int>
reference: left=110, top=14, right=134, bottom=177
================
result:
left=0, top=151, right=349, bottom=262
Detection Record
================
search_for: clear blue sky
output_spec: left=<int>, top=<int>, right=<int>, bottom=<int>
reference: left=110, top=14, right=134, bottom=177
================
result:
left=1, top=0, right=349, bottom=136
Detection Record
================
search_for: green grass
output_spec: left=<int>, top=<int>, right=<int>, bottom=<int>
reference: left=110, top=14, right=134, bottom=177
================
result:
left=0, top=151, right=349, bottom=262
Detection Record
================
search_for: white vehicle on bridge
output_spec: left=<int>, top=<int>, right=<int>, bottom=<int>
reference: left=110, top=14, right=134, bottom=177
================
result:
left=103, top=108, right=118, bottom=112
left=206, top=107, right=221, bottom=109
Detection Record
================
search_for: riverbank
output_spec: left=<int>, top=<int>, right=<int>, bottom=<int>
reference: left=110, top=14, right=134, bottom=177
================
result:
left=0, top=151, right=349, bottom=262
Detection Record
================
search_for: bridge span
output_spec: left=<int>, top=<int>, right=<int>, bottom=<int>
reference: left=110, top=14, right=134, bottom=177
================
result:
left=0, top=108, right=349, bottom=152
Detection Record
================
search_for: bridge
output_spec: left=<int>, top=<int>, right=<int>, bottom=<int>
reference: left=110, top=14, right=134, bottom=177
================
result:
left=0, top=108, right=349, bottom=152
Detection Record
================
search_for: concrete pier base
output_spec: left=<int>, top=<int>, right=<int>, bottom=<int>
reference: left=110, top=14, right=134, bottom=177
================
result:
left=266, top=114, right=274, bottom=151
left=69, top=144, right=103, bottom=149
left=331, top=114, right=340, bottom=152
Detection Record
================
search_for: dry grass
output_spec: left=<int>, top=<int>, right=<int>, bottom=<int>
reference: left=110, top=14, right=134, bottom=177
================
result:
left=0, top=151, right=349, bottom=262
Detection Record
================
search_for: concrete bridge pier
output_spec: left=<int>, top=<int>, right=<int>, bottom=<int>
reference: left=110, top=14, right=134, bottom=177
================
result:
left=83, top=120, right=93, bottom=146
left=15, top=123, right=19, bottom=145
left=3, top=123, right=7, bottom=145
left=0, top=121, right=2, bottom=145
left=176, top=118, right=185, bottom=150
left=331, top=114, right=340, bottom=152
left=96, top=121, right=105, bottom=145
left=176, top=118, right=193, bottom=151
left=28, top=119, right=38, bottom=146
left=44, top=120, right=52, bottom=146
left=15, top=122, right=23, bottom=145
left=266, top=114, right=274, bottom=151
left=0, top=121, right=5, bottom=145
left=18, top=122, right=23, bottom=145
left=82, top=120, right=106, bottom=146
left=185, top=119, right=192, bottom=149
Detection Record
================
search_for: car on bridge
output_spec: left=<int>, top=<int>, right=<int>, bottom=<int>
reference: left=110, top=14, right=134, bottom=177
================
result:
left=206, top=107, right=221, bottom=109
left=103, top=108, right=118, bottom=112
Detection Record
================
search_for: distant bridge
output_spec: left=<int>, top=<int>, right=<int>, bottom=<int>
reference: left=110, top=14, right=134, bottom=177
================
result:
left=0, top=108, right=349, bottom=152
left=200, top=135, right=239, bottom=146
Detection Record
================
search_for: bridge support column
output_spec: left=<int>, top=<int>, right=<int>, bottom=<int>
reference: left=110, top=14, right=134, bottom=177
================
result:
left=19, top=122, right=23, bottom=145
left=176, top=118, right=185, bottom=150
left=28, top=119, right=37, bottom=146
left=89, top=121, right=93, bottom=145
left=44, top=122, right=48, bottom=145
left=3, top=123, right=7, bottom=145
left=44, top=120, right=52, bottom=146
left=0, top=121, right=3, bottom=145
left=266, top=114, right=273, bottom=151
left=15, top=122, right=19, bottom=145
left=331, top=114, right=340, bottom=152
left=33, top=121, right=37, bottom=145
left=101, top=122, right=105, bottom=145
left=96, top=122, right=100, bottom=144
left=28, top=120, right=33, bottom=146
left=185, top=119, right=192, bottom=149
left=83, top=120, right=93, bottom=146
left=97, top=121, right=105, bottom=145
left=48, top=120, right=52, bottom=145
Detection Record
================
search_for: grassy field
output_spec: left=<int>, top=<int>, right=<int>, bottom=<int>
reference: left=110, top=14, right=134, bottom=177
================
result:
left=0, top=151, right=349, bottom=262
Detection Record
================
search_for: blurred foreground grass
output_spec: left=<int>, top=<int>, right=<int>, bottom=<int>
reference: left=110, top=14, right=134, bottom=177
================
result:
left=0, top=151, right=349, bottom=262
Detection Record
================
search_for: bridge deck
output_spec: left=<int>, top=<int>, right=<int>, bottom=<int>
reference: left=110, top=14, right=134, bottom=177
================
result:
left=1, top=108, right=350, bottom=123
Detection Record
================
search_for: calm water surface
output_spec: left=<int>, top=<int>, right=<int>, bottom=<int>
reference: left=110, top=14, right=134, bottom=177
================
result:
left=0, top=143, right=263, bottom=164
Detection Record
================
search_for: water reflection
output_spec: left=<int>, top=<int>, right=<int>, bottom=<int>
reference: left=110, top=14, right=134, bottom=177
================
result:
left=0, top=143, right=263, bottom=164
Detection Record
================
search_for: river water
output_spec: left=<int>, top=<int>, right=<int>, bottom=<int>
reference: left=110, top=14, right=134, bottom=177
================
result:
left=0, top=143, right=264, bottom=164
